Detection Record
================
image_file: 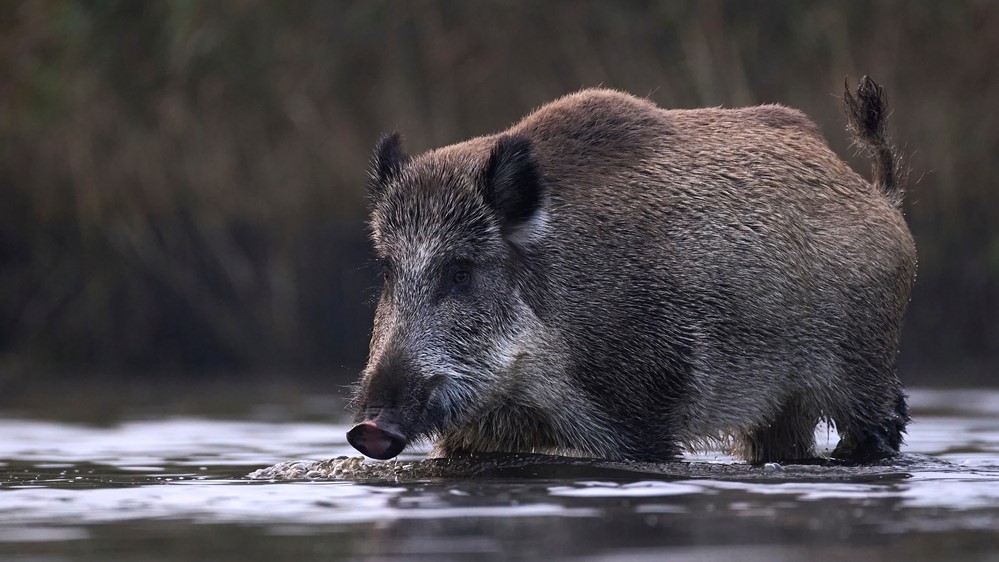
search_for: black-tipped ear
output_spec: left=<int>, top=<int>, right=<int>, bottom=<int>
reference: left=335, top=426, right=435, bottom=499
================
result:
left=369, top=132, right=409, bottom=199
left=482, top=134, right=543, bottom=236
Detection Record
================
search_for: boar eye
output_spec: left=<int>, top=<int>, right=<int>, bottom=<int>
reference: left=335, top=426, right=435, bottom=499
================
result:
left=443, top=262, right=473, bottom=295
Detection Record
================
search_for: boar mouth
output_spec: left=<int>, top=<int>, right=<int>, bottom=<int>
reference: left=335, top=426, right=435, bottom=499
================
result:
left=346, top=419, right=408, bottom=460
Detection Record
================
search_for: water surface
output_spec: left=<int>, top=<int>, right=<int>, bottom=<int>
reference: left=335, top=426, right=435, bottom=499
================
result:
left=1, top=389, right=997, bottom=561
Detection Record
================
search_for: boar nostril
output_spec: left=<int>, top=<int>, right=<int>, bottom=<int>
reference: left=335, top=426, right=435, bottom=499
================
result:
left=346, top=421, right=407, bottom=460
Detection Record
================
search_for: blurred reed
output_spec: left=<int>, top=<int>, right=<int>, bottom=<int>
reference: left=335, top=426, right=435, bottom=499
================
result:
left=0, top=1, right=996, bottom=383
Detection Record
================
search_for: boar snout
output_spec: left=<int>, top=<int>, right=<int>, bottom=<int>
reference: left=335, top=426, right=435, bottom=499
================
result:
left=349, top=350, right=436, bottom=459
left=347, top=414, right=407, bottom=460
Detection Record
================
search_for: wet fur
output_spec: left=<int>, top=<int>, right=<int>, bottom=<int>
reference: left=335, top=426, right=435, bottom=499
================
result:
left=353, top=77, right=915, bottom=464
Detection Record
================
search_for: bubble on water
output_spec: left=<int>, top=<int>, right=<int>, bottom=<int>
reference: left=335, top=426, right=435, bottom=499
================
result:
left=247, top=456, right=383, bottom=480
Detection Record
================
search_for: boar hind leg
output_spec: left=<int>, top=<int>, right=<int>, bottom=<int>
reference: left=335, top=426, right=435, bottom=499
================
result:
left=831, top=389, right=909, bottom=463
left=738, top=399, right=818, bottom=464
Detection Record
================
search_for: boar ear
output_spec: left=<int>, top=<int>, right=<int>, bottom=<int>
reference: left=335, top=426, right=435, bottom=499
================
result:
left=482, top=134, right=545, bottom=243
left=369, top=132, right=409, bottom=199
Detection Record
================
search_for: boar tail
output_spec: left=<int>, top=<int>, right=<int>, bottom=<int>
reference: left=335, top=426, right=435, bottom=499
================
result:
left=844, top=76, right=904, bottom=208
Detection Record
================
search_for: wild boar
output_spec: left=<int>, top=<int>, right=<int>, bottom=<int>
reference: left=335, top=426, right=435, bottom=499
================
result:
left=347, top=76, right=915, bottom=464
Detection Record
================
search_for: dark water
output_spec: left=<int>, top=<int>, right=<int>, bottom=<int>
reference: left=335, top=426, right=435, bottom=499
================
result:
left=1, top=389, right=998, bottom=561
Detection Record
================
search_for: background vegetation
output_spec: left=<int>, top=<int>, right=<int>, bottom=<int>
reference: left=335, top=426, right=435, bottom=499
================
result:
left=1, top=1, right=996, bottom=388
